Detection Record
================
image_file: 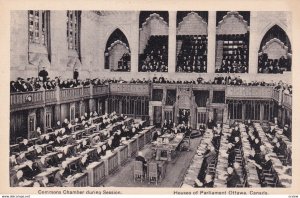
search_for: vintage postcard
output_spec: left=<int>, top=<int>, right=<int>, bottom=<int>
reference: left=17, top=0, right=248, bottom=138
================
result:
left=0, top=0, right=299, bottom=195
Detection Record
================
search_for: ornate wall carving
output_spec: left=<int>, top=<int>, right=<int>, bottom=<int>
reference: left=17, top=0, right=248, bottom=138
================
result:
left=217, top=11, right=249, bottom=35
left=177, top=12, right=208, bottom=35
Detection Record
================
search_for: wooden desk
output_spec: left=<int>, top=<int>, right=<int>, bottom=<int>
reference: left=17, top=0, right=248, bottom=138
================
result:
left=123, top=138, right=138, bottom=158
left=116, top=145, right=129, bottom=166
left=87, top=161, right=106, bottom=186
left=152, top=133, right=184, bottom=161
left=141, top=146, right=167, bottom=182
left=135, top=133, right=145, bottom=150
left=102, top=151, right=119, bottom=176
left=35, top=167, right=60, bottom=183
left=66, top=172, right=89, bottom=187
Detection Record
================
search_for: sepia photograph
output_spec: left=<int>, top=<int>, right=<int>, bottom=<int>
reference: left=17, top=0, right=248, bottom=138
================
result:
left=8, top=9, right=292, bottom=189
left=0, top=0, right=298, bottom=195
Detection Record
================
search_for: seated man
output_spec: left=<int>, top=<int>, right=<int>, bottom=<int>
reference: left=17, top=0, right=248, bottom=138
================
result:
left=207, top=118, right=215, bottom=129
left=77, top=155, right=89, bottom=172
left=227, top=144, right=236, bottom=167
left=135, top=151, right=147, bottom=175
left=199, top=124, right=206, bottom=135
left=152, top=130, right=161, bottom=141
left=19, top=139, right=29, bottom=152
left=29, top=127, right=42, bottom=139
left=11, top=170, right=25, bottom=187
left=228, top=126, right=240, bottom=143
left=226, top=167, right=241, bottom=187
left=53, top=168, right=66, bottom=187
left=37, top=157, right=49, bottom=171
left=22, top=160, right=41, bottom=180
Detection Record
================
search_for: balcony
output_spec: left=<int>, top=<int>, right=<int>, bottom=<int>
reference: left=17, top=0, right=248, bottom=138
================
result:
left=10, top=85, right=109, bottom=112
left=226, top=86, right=274, bottom=99
left=282, top=93, right=292, bottom=109
left=10, top=83, right=292, bottom=112
left=110, top=83, right=150, bottom=96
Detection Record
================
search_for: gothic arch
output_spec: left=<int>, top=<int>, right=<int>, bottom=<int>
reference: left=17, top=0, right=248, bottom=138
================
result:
left=259, top=24, right=291, bottom=53
left=104, top=28, right=131, bottom=71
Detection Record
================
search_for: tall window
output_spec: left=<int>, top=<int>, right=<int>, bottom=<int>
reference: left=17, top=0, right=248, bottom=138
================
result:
left=45, top=112, right=52, bottom=128
left=28, top=115, right=36, bottom=133
left=67, top=11, right=81, bottom=52
left=28, top=10, right=49, bottom=45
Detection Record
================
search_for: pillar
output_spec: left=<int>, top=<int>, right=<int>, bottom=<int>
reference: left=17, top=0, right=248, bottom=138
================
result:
left=207, top=11, right=216, bottom=74
left=105, top=99, right=108, bottom=114
left=260, top=103, right=264, bottom=122
left=89, top=98, right=96, bottom=113
left=130, top=11, right=140, bottom=72
left=168, top=11, right=177, bottom=73
left=54, top=104, right=61, bottom=123
left=248, top=11, right=258, bottom=74
left=242, top=103, right=246, bottom=121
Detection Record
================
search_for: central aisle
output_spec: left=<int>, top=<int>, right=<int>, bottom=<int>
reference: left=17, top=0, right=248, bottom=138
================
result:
left=102, top=135, right=202, bottom=187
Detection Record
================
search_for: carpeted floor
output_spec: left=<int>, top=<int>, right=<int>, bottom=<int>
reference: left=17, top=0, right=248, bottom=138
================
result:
left=102, top=134, right=202, bottom=187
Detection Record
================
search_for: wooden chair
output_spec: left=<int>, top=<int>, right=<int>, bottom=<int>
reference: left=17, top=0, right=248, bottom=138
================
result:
left=148, top=162, right=159, bottom=185
left=46, top=145, right=53, bottom=153
left=133, top=161, right=144, bottom=183
left=46, top=128, right=54, bottom=133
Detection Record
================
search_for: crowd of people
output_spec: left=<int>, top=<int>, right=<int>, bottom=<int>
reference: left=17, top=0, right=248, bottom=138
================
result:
left=10, top=111, right=147, bottom=187
left=176, top=35, right=207, bottom=73
left=114, top=53, right=131, bottom=72
left=216, top=34, right=249, bottom=73
left=258, top=53, right=291, bottom=74
left=274, top=81, right=292, bottom=95
left=11, top=73, right=292, bottom=94
left=139, top=36, right=168, bottom=72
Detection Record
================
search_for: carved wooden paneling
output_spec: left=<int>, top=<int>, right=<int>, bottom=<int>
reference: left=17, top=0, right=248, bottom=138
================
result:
left=177, top=86, right=192, bottom=109
left=60, top=87, right=83, bottom=103
left=226, top=86, right=273, bottom=99
left=10, top=91, right=44, bottom=111
left=110, top=83, right=150, bottom=96
left=177, top=12, right=208, bottom=35
left=93, top=85, right=109, bottom=96
left=282, top=93, right=292, bottom=109
left=217, top=11, right=249, bottom=35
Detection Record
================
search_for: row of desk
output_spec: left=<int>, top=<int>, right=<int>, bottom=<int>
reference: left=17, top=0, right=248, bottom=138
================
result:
left=43, top=126, right=155, bottom=187
left=239, top=124, right=261, bottom=187
left=182, top=129, right=214, bottom=187
left=213, top=125, right=231, bottom=187
left=253, top=123, right=292, bottom=187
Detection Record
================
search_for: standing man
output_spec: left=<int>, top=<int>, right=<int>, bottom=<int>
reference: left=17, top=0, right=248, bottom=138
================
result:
left=73, top=68, right=79, bottom=83
left=38, top=66, right=48, bottom=82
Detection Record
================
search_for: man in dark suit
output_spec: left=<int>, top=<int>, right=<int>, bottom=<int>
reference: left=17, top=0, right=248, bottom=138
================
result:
left=22, top=160, right=41, bottom=180
left=226, top=167, right=241, bottom=187
left=73, top=69, right=79, bottom=82
left=228, top=126, right=240, bottom=143
left=135, top=151, right=147, bottom=173
left=38, top=67, right=48, bottom=82
left=202, top=174, right=214, bottom=187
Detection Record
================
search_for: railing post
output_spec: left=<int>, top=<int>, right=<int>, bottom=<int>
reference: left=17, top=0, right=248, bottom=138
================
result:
left=90, top=84, right=94, bottom=98
left=278, top=89, right=283, bottom=106
left=55, top=86, right=61, bottom=104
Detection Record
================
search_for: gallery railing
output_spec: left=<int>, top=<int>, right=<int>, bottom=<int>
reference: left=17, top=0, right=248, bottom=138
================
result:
left=10, top=85, right=109, bottom=112
left=282, top=93, right=292, bottom=109
left=10, top=83, right=292, bottom=111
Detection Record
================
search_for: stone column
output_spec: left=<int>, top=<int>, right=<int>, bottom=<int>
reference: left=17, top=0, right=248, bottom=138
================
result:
left=168, top=11, right=177, bottom=73
left=130, top=11, right=140, bottom=73
left=105, top=99, right=108, bottom=114
left=248, top=12, right=258, bottom=74
left=89, top=99, right=96, bottom=113
left=207, top=11, right=216, bottom=74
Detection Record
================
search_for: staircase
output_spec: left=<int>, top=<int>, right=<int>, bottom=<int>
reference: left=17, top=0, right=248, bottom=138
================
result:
left=215, top=40, right=224, bottom=69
